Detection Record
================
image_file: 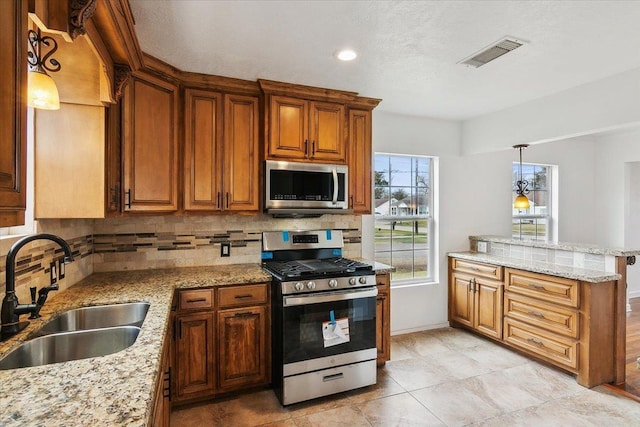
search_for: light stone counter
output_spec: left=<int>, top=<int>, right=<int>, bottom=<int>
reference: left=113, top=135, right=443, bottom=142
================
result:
left=448, top=251, right=621, bottom=283
left=0, top=264, right=271, bottom=427
left=469, top=235, right=640, bottom=257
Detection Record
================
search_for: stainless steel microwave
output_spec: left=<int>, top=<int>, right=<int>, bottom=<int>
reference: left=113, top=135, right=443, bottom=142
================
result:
left=265, top=160, right=350, bottom=217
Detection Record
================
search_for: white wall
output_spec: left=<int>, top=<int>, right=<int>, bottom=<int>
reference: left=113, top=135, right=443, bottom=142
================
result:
left=368, top=111, right=598, bottom=334
left=593, top=128, right=640, bottom=299
left=461, top=67, right=640, bottom=155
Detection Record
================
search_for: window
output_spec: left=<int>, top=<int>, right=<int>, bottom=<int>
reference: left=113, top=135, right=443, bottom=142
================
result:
left=374, top=154, right=434, bottom=285
left=512, top=162, right=552, bottom=241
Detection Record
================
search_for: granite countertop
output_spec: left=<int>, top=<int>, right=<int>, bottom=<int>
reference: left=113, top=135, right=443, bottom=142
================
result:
left=356, top=259, right=395, bottom=275
left=449, top=251, right=621, bottom=283
left=0, top=264, right=272, bottom=427
left=469, top=235, right=640, bottom=257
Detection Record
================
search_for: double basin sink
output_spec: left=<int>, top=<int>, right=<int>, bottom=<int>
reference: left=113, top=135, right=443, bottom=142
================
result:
left=0, top=302, right=150, bottom=370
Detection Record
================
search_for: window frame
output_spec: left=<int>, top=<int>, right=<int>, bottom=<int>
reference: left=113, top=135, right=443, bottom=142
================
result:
left=512, top=161, right=555, bottom=242
left=373, top=153, right=435, bottom=287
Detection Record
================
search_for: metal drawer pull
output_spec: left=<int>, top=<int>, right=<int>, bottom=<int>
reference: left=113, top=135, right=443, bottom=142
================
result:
left=322, top=373, right=344, bottom=382
left=527, top=337, right=544, bottom=346
left=186, top=298, right=207, bottom=303
left=527, top=283, right=545, bottom=290
left=234, top=311, right=254, bottom=317
left=470, top=267, right=481, bottom=271
left=234, top=294, right=254, bottom=299
left=528, top=311, right=545, bottom=318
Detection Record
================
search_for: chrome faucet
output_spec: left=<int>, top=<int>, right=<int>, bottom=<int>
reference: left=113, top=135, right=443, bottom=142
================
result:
left=1, top=233, right=74, bottom=340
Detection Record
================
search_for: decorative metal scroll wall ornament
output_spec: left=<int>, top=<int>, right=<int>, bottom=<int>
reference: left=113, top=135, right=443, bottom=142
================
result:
left=513, top=144, right=530, bottom=209
left=27, top=29, right=61, bottom=110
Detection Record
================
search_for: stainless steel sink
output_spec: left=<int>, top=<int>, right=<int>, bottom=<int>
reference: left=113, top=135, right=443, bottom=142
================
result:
left=37, top=302, right=150, bottom=335
left=0, top=326, right=141, bottom=370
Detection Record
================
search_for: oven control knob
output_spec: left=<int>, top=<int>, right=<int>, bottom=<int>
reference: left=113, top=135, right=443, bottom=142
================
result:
left=359, top=277, right=368, bottom=284
left=328, top=279, right=338, bottom=288
left=295, top=282, right=304, bottom=291
left=307, top=281, right=316, bottom=290
left=349, top=278, right=357, bottom=286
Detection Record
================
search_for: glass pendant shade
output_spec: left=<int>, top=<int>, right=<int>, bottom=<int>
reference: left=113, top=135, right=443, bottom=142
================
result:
left=513, top=194, right=530, bottom=209
left=28, top=69, right=60, bottom=110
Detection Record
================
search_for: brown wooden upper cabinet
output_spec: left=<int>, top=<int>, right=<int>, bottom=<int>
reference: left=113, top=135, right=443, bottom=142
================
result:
left=267, top=95, right=346, bottom=163
left=184, top=89, right=259, bottom=212
left=0, top=0, right=27, bottom=227
left=348, top=109, right=373, bottom=214
left=122, top=71, right=180, bottom=212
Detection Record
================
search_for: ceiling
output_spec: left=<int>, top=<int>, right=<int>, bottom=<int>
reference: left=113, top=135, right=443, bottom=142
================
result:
left=128, top=0, right=640, bottom=121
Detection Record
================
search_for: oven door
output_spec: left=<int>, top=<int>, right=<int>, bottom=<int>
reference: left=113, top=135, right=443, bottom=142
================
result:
left=281, top=287, right=377, bottom=376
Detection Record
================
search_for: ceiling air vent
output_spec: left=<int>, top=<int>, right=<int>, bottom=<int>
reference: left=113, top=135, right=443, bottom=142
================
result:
left=459, top=37, right=526, bottom=68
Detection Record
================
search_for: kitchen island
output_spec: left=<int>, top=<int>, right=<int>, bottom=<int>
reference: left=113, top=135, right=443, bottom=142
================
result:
left=449, top=235, right=640, bottom=388
left=0, top=264, right=271, bottom=427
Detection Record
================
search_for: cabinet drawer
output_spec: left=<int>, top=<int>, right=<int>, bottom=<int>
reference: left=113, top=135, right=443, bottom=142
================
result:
left=452, top=258, right=503, bottom=281
left=505, top=292, right=579, bottom=339
left=504, top=317, right=578, bottom=371
left=178, top=289, right=214, bottom=311
left=505, top=269, right=579, bottom=308
left=218, top=283, right=268, bottom=308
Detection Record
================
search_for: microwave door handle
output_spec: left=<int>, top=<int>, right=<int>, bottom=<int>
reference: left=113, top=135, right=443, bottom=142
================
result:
left=332, top=168, right=338, bottom=204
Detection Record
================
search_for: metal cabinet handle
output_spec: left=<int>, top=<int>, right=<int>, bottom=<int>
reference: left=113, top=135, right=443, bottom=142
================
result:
left=312, top=140, right=316, bottom=156
left=125, top=189, right=132, bottom=209
left=234, top=311, right=254, bottom=317
left=528, top=311, right=545, bottom=318
left=217, top=192, right=221, bottom=208
left=226, top=192, right=229, bottom=208
left=304, top=139, right=308, bottom=157
left=234, top=294, right=253, bottom=299
left=350, top=195, right=354, bottom=208
left=186, top=298, right=207, bottom=303
left=527, top=283, right=545, bottom=290
left=527, top=337, right=544, bottom=346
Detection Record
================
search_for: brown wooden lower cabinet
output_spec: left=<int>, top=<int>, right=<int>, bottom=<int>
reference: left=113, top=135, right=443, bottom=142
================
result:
left=376, top=272, right=391, bottom=366
left=175, top=311, right=216, bottom=399
left=448, top=257, right=617, bottom=388
left=172, top=283, right=270, bottom=404
left=151, top=337, right=171, bottom=427
left=217, top=306, right=268, bottom=392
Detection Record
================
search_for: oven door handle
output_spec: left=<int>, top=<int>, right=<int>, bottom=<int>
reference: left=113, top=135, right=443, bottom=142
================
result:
left=332, top=167, right=338, bottom=204
left=284, top=287, right=378, bottom=307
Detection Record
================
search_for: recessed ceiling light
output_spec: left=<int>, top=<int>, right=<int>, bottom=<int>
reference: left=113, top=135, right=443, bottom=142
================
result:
left=336, top=49, right=357, bottom=61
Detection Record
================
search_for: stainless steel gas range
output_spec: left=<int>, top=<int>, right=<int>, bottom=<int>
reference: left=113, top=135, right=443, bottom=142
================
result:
left=262, top=230, right=377, bottom=405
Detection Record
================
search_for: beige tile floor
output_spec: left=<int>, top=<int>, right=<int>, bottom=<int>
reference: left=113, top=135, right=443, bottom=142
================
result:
left=171, top=327, right=640, bottom=426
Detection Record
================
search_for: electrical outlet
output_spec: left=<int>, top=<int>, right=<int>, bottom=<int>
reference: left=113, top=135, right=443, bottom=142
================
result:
left=50, top=262, right=58, bottom=285
left=58, top=258, right=65, bottom=279
left=477, top=241, right=488, bottom=253
left=221, top=242, right=231, bottom=257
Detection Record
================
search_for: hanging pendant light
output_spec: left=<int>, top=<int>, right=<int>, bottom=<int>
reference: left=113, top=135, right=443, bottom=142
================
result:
left=27, top=29, right=61, bottom=110
left=513, top=144, right=530, bottom=209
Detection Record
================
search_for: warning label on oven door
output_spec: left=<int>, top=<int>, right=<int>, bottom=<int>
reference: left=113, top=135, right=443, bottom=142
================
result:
left=322, top=317, right=350, bottom=347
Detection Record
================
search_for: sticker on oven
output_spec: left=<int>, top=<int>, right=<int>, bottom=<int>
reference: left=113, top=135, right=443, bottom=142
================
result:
left=322, top=317, right=350, bottom=347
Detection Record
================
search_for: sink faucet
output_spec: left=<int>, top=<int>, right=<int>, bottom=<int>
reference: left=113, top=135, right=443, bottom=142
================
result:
left=1, top=233, right=74, bottom=340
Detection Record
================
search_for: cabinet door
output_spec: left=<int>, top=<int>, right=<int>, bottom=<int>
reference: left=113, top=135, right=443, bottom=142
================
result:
left=267, top=95, right=308, bottom=160
left=152, top=337, right=171, bottom=427
left=223, top=94, right=259, bottom=211
left=0, top=0, right=27, bottom=227
left=450, top=273, right=474, bottom=327
left=184, top=88, right=223, bottom=211
left=122, top=72, right=179, bottom=212
left=348, top=109, right=372, bottom=213
left=309, top=101, right=346, bottom=163
left=376, top=273, right=391, bottom=365
left=175, top=312, right=215, bottom=399
left=217, top=306, right=267, bottom=392
left=474, top=279, right=503, bottom=339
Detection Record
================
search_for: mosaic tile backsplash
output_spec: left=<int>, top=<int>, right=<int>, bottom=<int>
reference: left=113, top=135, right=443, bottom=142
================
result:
left=1, top=215, right=363, bottom=305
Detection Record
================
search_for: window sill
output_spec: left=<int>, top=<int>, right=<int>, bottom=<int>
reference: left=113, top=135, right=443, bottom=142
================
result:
left=391, top=280, right=438, bottom=290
